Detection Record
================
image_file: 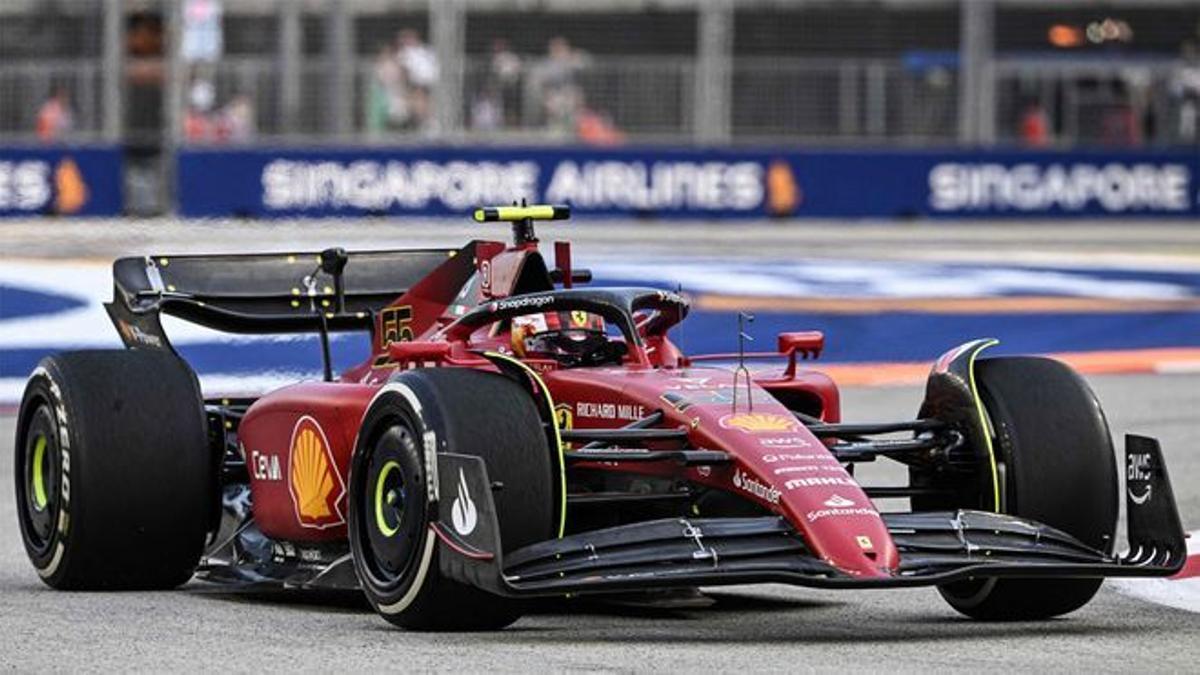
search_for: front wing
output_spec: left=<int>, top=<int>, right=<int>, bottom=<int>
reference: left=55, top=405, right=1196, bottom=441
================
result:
left=433, top=435, right=1186, bottom=596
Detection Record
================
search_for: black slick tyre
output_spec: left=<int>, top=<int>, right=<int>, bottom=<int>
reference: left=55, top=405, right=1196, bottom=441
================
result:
left=14, top=350, right=214, bottom=590
left=348, top=368, right=555, bottom=631
left=939, top=356, right=1118, bottom=620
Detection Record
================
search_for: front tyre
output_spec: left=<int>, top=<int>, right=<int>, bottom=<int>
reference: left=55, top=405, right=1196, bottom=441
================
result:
left=14, top=350, right=214, bottom=589
left=348, top=368, right=555, bottom=631
left=939, top=357, right=1118, bottom=620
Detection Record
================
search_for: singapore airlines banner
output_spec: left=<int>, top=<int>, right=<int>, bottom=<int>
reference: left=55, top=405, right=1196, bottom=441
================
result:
left=177, top=146, right=1200, bottom=219
left=0, top=146, right=122, bottom=217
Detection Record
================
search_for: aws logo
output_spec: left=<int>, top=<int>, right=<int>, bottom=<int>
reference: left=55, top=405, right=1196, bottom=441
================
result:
left=288, top=416, right=346, bottom=529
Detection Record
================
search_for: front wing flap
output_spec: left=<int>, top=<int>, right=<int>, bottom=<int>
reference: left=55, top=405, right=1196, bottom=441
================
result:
left=433, top=435, right=1187, bottom=597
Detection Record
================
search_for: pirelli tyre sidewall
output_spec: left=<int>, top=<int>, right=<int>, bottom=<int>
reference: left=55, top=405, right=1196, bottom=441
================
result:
left=15, top=368, right=72, bottom=578
left=348, top=368, right=554, bottom=631
left=348, top=381, right=437, bottom=612
left=14, top=351, right=213, bottom=590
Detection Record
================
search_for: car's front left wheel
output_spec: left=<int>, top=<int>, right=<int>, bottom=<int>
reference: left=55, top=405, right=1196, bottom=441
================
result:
left=347, top=367, right=556, bottom=631
left=936, top=356, right=1118, bottom=620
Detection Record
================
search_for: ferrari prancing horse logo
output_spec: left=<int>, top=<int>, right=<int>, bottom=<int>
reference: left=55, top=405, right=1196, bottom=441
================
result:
left=288, top=416, right=346, bottom=529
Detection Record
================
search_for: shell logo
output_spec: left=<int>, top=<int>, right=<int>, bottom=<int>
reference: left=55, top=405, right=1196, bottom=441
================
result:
left=288, top=416, right=346, bottom=529
left=54, top=158, right=89, bottom=215
left=720, top=412, right=798, bottom=434
left=766, top=159, right=800, bottom=216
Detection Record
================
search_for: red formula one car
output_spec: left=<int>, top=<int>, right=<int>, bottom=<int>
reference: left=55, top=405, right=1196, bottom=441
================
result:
left=14, top=206, right=1187, bottom=630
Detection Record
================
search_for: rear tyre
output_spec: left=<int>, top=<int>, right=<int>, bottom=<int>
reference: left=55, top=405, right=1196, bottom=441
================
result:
left=348, top=368, right=555, bottom=631
left=938, top=356, right=1118, bottom=620
left=14, top=350, right=214, bottom=590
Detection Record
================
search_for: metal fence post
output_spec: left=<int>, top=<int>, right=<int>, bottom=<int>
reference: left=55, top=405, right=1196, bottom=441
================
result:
left=958, top=0, right=995, bottom=145
left=278, top=0, right=302, bottom=136
left=164, top=0, right=185, bottom=213
left=430, top=0, right=464, bottom=137
left=328, top=0, right=355, bottom=138
left=695, top=0, right=732, bottom=143
left=866, top=61, right=887, bottom=138
left=102, top=0, right=124, bottom=143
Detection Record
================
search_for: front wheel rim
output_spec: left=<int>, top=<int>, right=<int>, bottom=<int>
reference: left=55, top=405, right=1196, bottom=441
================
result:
left=357, top=420, right=426, bottom=591
left=20, top=404, right=61, bottom=554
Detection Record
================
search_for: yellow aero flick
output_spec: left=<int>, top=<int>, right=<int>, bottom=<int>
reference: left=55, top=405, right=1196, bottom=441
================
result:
left=473, top=204, right=571, bottom=223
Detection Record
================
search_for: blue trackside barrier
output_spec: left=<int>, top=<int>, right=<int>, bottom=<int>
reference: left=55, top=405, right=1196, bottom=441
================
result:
left=0, top=146, right=123, bottom=217
left=177, top=145, right=1200, bottom=219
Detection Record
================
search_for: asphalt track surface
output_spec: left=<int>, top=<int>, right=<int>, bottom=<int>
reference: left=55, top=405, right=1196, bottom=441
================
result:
left=2, top=374, right=1198, bottom=671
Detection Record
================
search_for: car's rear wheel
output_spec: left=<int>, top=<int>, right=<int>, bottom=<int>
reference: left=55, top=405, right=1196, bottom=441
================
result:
left=348, top=368, right=555, bottom=631
left=937, top=356, right=1118, bottom=620
left=14, top=350, right=214, bottom=589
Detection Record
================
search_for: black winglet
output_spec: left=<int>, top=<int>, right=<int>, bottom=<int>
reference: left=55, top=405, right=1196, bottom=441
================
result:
left=1123, top=435, right=1187, bottom=571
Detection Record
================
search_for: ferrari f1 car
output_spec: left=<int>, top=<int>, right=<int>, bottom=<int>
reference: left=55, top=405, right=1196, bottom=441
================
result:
left=15, top=205, right=1187, bottom=630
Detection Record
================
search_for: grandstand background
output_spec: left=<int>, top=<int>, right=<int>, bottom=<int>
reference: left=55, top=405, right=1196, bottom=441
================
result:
left=0, top=0, right=1197, bottom=215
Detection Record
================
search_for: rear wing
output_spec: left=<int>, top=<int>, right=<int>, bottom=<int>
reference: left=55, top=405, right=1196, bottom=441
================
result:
left=104, top=246, right=466, bottom=352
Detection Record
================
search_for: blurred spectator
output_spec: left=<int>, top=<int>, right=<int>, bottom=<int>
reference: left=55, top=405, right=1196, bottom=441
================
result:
left=1170, top=42, right=1200, bottom=144
left=1102, top=77, right=1143, bottom=146
left=367, top=43, right=410, bottom=134
left=470, top=87, right=503, bottom=131
left=397, top=29, right=438, bottom=131
left=1019, top=100, right=1051, bottom=147
left=471, top=40, right=522, bottom=131
left=184, top=78, right=216, bottom=142
left=576, top=105, right=624, bottom=146
left=489, top=39, right=522, bottom=126
left=35, top=86, right=74, bottom=141
left=529, top=37, right=589, bottom=135
left=216, top=93, right=255, bottom=142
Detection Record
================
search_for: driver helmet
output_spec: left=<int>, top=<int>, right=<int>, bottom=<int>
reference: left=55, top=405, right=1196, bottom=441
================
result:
left=511, top=310, right=605, bottom=358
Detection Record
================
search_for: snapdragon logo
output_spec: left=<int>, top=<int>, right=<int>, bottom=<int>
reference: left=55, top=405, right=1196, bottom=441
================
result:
left=262, top=159, right=538, bottom=211
left=545, top=160, right=764, bottom=212
left=494, top=295, right=555, bottom=312
left=929, top=162, right=1193, bottom=213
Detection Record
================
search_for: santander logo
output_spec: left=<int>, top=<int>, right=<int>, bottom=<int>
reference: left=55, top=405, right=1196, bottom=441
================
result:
left=823, top=494, right=855, bottom=508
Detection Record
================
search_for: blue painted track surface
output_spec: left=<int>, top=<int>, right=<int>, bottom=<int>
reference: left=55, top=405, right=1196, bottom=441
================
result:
left=1, top=258, right=1198, bottom=385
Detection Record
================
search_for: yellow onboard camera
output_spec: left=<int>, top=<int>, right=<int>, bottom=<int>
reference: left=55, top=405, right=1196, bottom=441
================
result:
left=474, top=204, right=571, bottom=244
left=473, top=204, right=571, bottom=223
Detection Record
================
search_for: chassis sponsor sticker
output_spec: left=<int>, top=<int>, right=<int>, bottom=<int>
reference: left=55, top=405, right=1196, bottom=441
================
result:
left=783, top=476, right=857, bottom=490
left=805, top=494, right=879, bottom=523
left=575, top=401, right=646, bottom=421
left=731, top=468, right=781, bottom=504
left=720, top=412, right=799, bottom=434
left=288, top=416, right=346, bottom=529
